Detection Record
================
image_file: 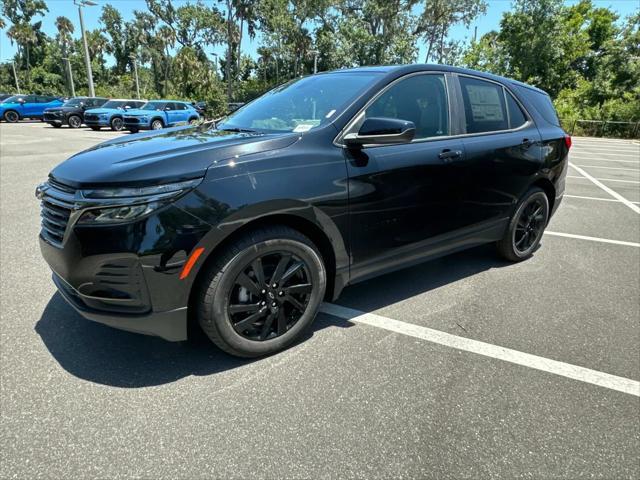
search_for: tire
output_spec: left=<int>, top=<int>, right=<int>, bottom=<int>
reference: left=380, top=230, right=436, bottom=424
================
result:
left=188, top=117, right=198, bottom=125
left=196, top=226, right=327, bottom=358
left=497, top=187, right=549, bottom=262
left=3, top=110, right=19, bottom=123
left=68, top=115, right=82, bottom=129
left=110, top=117, right=123, bottom=131
left=151, top=119, right=164, bottom=130
left=90, top=126, right=101, bottom=131
left=128, top=128, right=139, bottom=134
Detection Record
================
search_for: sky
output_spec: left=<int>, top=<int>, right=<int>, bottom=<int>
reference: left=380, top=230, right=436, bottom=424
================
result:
left=1, top=0, right=638, bottom=64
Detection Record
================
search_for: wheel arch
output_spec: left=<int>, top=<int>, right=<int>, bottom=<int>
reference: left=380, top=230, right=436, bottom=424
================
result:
left=151, top=116, right=165, bottom=127
left=531, top=177, right=556, bottom=214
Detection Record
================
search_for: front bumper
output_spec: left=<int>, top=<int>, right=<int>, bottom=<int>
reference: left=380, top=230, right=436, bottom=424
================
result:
left=37, top=182, right=212, bottom=341
left=84, top=118, right=109, bottom=127
left=52, top=271, right=187, bottom=340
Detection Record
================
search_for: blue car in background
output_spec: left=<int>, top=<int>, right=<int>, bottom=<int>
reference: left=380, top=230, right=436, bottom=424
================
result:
left=123, top=100, right=200, bottom=133
left=84, top=99, right=147, bottom=131
left=0, top=94, right=63, bottom=123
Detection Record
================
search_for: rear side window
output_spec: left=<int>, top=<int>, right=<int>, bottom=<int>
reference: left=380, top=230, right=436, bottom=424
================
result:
left=505, top=92, right=527, bottom=129
left=514, top=85, right=560, bottom=126
left=173, top=102, right=186, bottom=110
left=459, top=76, right=508, bottom=133
left=365, top=74, right=450, bottom=139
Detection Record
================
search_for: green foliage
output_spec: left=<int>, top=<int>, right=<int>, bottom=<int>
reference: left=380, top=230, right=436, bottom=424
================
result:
left=1, top=0, right=637, bottom=129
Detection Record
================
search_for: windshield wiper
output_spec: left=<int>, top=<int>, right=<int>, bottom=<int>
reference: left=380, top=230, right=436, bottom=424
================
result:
left=218, top=126, right=258, bottom=133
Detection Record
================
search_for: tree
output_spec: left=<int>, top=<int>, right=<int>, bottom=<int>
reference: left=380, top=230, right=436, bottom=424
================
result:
left=415, top=0, right=487, bottom=63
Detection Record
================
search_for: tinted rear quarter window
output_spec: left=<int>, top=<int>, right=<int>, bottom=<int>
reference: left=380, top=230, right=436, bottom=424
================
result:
left=505, top=92, right=527, bottom=129
left=459, top=76, right=509, bottom=133
left=514, top=85, right=560, bottom=126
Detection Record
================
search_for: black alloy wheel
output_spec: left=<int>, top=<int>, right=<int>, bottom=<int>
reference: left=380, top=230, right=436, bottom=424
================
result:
left=197, top=226, right=326, bottom=357
left=3, top=110, right=19, bottom=123
left=68, top=115, right=82, bottom=128
left=110, top=117, right=124, bottom=131
left=228, top=251, right=313, bottom=341
left=497, top=187, right=549, bottom=262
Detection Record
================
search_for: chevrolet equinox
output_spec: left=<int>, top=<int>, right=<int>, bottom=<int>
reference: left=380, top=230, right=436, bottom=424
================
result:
left=37, top=65, right=570, bottom=357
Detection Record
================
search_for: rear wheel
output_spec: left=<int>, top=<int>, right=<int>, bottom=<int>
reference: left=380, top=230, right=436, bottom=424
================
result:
left=151, top=119, right=164, bottom=130
left=67, top=115, right=82, bottom=128
left=110, top=117, right=124, bottom=131
left=497, top=187, right=549, bottom=262
left=196, top=226, right=326, bottom=357
left=3, top=110, right=19, bottom=123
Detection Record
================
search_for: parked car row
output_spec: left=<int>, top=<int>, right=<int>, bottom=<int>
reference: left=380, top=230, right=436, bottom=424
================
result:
left=0, top=94, right=202, bottom=133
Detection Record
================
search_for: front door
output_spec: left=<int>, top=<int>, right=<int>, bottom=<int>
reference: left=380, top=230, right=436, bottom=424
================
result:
left=345, top=73, right=468, bottom=280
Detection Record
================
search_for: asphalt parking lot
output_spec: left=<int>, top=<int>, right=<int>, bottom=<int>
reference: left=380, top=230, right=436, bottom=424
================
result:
left=1, top=122, right=638, bottom=479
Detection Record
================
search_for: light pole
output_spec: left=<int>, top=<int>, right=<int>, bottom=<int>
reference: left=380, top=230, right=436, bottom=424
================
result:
left=129, top=54, right=140, bottom=99
left=310, top=49, right=319, bottom=74
left=211, top=52, right=219, bottom=78
left=11, top=62, right=20, bottom=93
left=75, top=0, right=97, bottom=97
left=62, top=57, right=75, bottom=97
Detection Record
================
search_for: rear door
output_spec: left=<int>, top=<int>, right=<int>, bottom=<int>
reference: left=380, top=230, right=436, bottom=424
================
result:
left=345, top=72, right=468, bottom=279
left=22, top=95, right=39, bottom=116
left=453, top=74, right=543, bottom=227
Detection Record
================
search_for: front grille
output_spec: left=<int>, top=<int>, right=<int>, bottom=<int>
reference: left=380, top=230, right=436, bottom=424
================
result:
left=84, top=114, right=99, bottom=121
left=40, top=180, right=77, bottom=247
left=124, top=117, right=140, bottom=124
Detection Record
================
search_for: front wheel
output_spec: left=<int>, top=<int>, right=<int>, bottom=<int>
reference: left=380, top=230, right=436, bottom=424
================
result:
left=151, top=119, right=164, bottom=130
left=68, top=115, right=82, bottom=128
left=196, top=226, right=327, bottom=357
left=497, top=187, right=549, bottom=262
left=110, top=117, right=123, bottom=131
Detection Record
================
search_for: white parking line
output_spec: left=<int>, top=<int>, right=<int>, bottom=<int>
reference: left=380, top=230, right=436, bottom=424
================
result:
left=567, top=175, right=640, bottom=184
left=545, top=231, right=640, bottom=247
left=320, top=303, right=640, bottom=397
left=573, top=165, right=640, bottom=172
left=571, top=152, right=639, bottom=158
left=569, top=156, right=639, bottom=164
left=564, top=194, right=640, bottom=205
left=568, top=163, right=640, bottom=214
left=573, top=145, right=640, bottom=151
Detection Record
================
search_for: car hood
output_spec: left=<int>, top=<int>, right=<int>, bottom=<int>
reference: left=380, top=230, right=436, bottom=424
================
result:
left=50, top=124, right=301, bottom=188
left=123, top=108, right=155, bottom=116
left=45, top=106, right=80, bottom=113
left=84, top=108, right=121, bottom=115
left=0, top=102, right=19, bottom=109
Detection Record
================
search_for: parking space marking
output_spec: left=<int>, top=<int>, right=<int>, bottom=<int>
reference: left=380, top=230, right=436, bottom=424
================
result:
left=320, top=303, right=640, bottom=397
left=564, top=194, right=640, bottom=205
left=568, top=163, right=640, bottom=214
left=571, top=152, right=639, bottom=158
left=573, top=165, right=639, bottom=172
left=569, top=156, right=639, bottom=164
left=545, top=231, right=640, bottom=247
left=567, top=175, right=640, bottom=184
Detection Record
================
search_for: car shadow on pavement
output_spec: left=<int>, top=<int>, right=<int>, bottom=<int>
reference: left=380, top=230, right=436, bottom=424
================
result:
left=35, top=244, right=514, bottom=388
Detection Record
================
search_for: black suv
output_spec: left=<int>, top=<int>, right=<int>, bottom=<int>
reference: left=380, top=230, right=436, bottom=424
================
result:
left=37, top=65, right=570, bottom=357
left=44, top=97, right=109, bottom=128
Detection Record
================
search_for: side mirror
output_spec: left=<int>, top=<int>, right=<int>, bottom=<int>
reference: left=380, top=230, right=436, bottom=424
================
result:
left=164, top=106, right=172, bottom=111
left=18, top=98, right=25, bottom=104
left=124, top=105, right=131, bottom=110
left=344, top=117, right=416, bottom=147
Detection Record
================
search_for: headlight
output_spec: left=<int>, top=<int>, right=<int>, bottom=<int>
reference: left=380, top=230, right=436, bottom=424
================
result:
left=82, top=178, right=202, bottom=199
left=99, top=114, right=108, bottom=119
left=77, top=178, right=202, bottom=224
left=78, top=203, right=161, bottom=224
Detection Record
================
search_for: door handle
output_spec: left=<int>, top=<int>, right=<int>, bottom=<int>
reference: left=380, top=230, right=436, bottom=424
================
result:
left=438, top=149, right=463, bottom=162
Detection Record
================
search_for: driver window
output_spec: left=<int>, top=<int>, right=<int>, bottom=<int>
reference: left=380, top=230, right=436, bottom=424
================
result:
left=364, top=74, right=449, bottom=139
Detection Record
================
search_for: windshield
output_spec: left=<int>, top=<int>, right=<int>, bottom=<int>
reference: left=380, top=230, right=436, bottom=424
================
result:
left=63, top=98, right=85, bottom=107
left=217, top=73, right=380, bottom=133
left=101, top=100, right=126, bottom=109
left=2, top=95, right=23, bottom=104
left=141, top=102, right=166, bottom=111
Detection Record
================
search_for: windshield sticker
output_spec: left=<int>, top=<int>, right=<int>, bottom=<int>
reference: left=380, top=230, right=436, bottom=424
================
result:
left=325, top=109, right=336, bottom=118
left=293, top=124, right=314, bottom=132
